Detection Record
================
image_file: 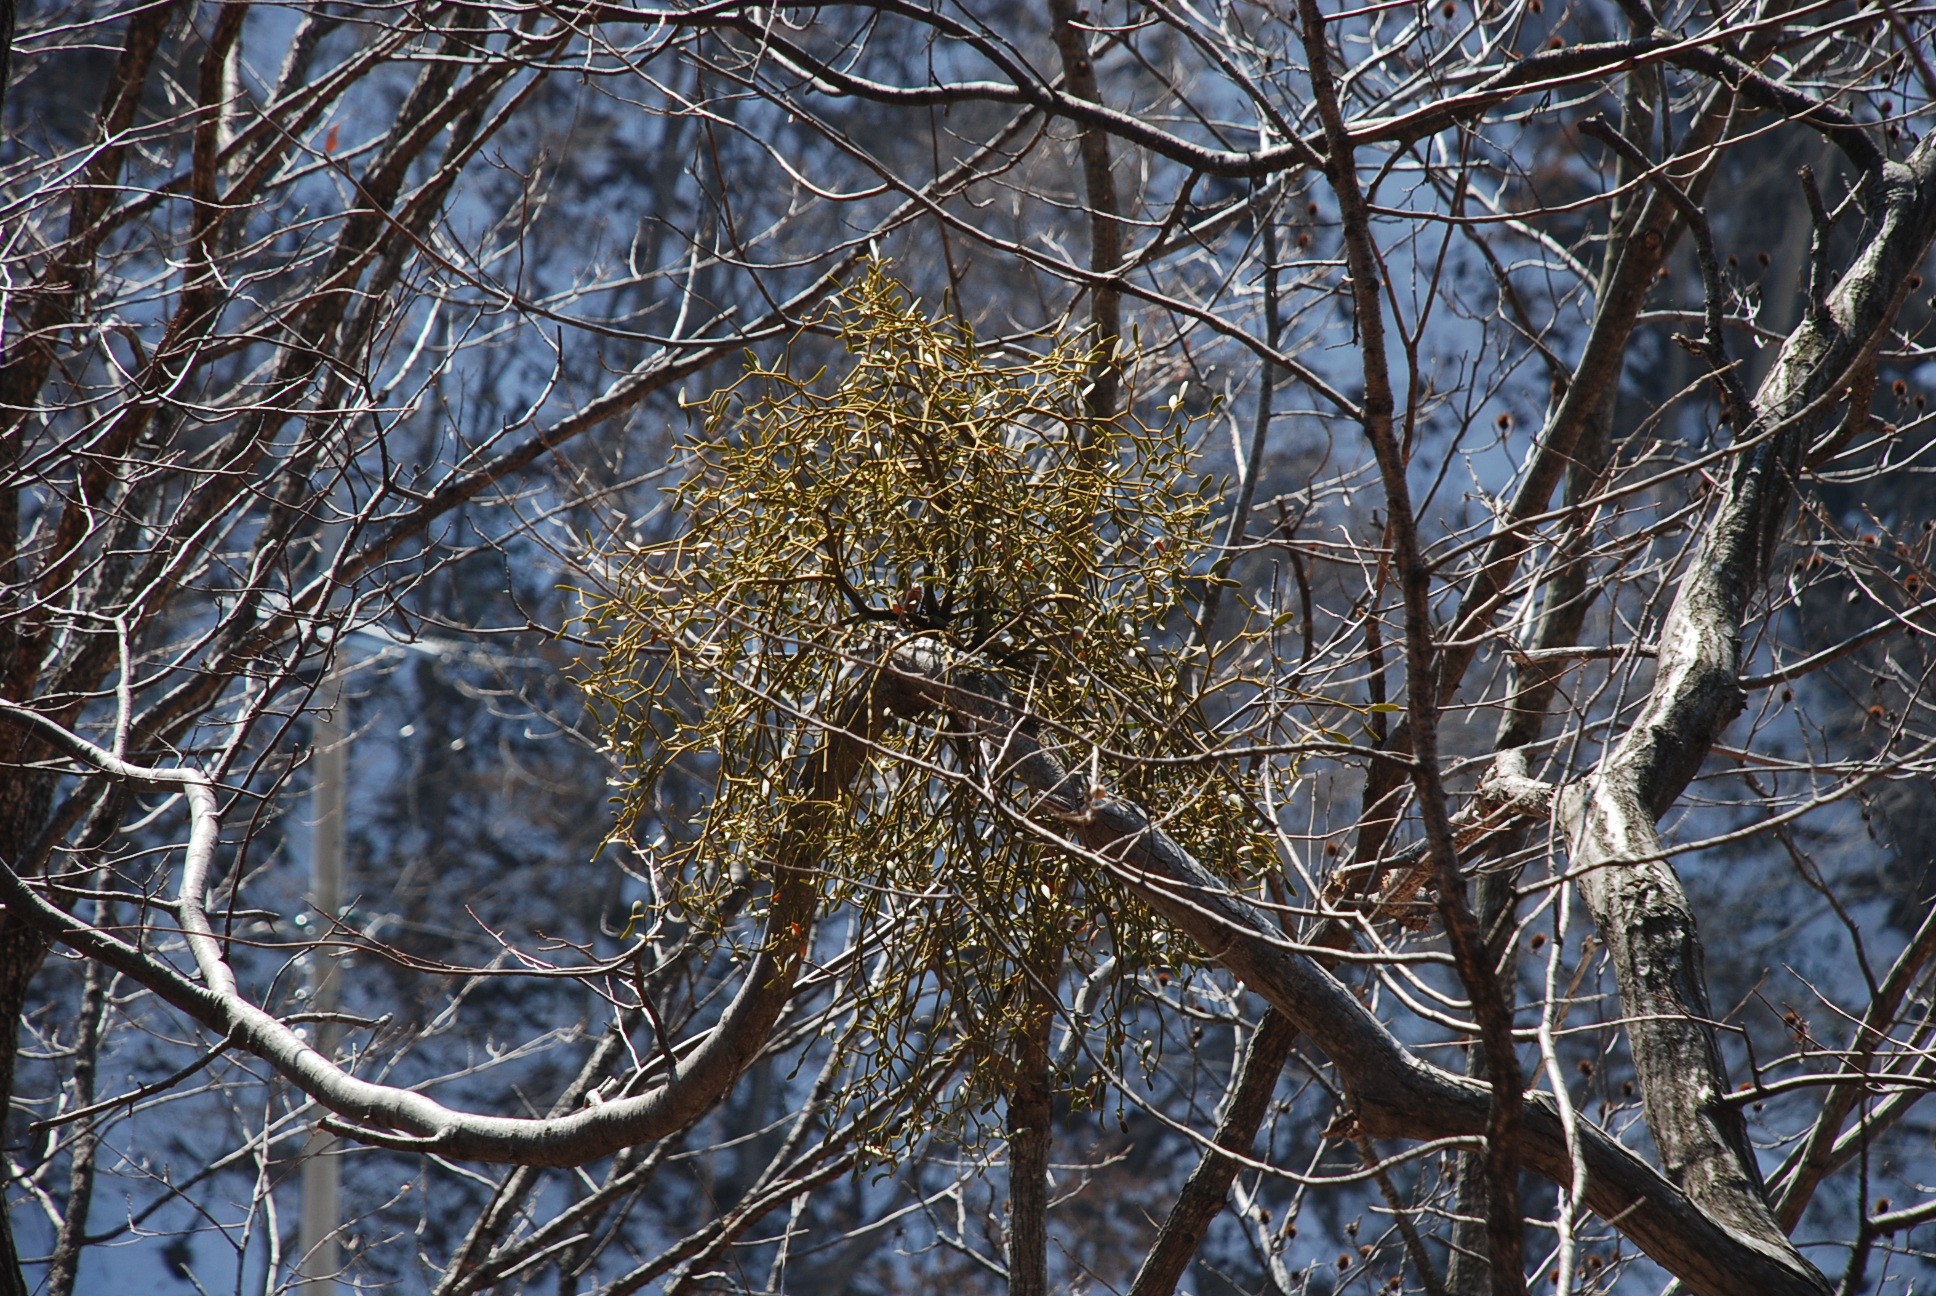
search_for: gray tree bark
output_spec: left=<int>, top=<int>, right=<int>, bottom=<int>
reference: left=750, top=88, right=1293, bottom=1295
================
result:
left=1559, top=126, right=1936, bottom=1286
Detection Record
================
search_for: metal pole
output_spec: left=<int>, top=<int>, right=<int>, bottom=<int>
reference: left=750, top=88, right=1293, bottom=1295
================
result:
left=296, top=669, right=345, bottom=1293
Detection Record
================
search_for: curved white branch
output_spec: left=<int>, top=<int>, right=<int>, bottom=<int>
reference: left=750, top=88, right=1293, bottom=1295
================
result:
left=0, top=699, right=232, bottom=995
left=0, top=698, right=835, bottom=1166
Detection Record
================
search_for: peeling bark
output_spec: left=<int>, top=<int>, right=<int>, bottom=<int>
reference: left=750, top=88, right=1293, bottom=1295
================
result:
left=1560, top=128, right=1936, bottom=1288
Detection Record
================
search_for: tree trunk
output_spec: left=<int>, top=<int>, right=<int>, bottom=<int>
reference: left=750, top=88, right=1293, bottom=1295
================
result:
left=0, top=917, right=51, bottom=1296
left=1006, top=953, right=1057, bottom=1296
left=1044, top=0, right=1123, bottom=421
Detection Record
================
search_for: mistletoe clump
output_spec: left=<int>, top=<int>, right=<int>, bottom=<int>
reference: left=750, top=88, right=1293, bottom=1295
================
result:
left=579, top=264, right=1256, bottom=1146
